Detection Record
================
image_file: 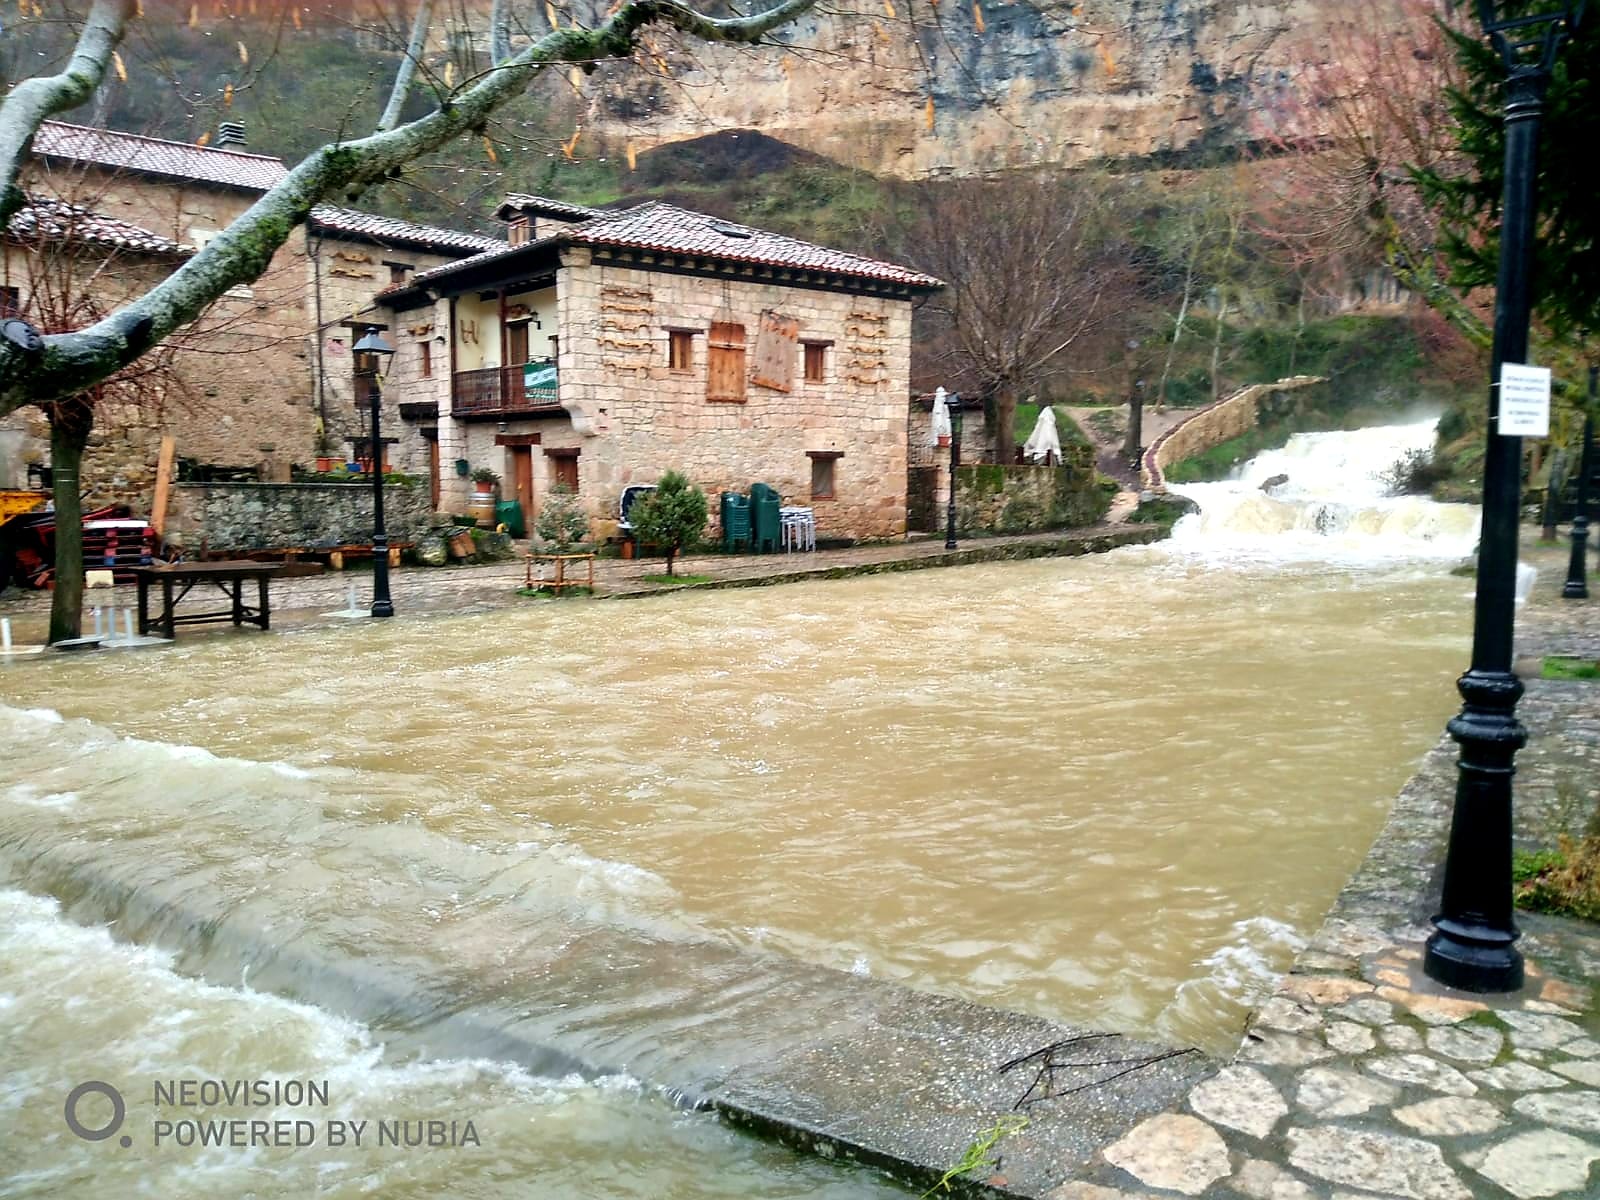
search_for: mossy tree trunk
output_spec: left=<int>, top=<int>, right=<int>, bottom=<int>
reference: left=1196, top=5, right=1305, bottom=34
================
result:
left=46, top=395, right=94, bottom=643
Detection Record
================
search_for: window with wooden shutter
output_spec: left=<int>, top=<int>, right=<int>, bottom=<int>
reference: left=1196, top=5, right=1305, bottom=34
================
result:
left=707, top=321, right=746, bottom=402
left=668, top=329, right=694, bottom=371
left=803, top=341, right=828, bottom=383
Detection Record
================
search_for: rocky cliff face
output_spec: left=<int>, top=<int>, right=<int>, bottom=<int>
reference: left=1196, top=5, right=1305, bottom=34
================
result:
left=572, top=0, right=1329, bottom=177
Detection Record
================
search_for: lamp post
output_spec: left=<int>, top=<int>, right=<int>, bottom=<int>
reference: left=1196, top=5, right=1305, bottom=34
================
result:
left=945, top=393, right=964, bottom=550
left=352, top=330, right=395, bottom=619
left=1562, top=368, right=1595, bottom=599
left=1424, top=0, right=1585, bottom=993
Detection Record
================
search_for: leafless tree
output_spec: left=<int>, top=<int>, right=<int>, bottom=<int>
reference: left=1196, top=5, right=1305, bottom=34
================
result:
left=886, top=170, right=1140, bottom=460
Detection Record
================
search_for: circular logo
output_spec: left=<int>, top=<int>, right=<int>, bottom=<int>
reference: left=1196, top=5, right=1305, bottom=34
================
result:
left=64, top=1081, right=131, bottom=1148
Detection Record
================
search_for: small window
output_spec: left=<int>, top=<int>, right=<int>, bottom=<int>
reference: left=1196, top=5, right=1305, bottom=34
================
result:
left=811, top=457, right=835, bottom=500
left=803, top=341, right=827, bottom=383
left=509, top=217, right=531, bottom=246
left=668, top=329, right=694, bottom=371
left=420, top=341, right=433, bottom=378
left=707, top=321, right=746, bottom=402
left=388, top=262, right=411, bottom=286
left=547, top=450, right=579, bottom=492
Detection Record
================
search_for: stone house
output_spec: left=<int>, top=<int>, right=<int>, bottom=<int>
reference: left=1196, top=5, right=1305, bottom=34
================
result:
left=372, top=195, right=942, bottom=542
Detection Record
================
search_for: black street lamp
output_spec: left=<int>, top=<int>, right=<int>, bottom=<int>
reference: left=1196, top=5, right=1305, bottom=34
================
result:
left=353, top=330, right=395, bottom=619
left=1425, top=0, right=1585, bottom=993
left=1562, top=369, right=1595, bottom=599
left=945, top=393, right=964, bottom=551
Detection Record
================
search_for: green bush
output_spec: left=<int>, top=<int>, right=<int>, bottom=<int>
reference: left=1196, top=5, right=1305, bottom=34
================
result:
left=625, top=471, right=708, bottom=576
left=535, top=483, right=589, bottom=552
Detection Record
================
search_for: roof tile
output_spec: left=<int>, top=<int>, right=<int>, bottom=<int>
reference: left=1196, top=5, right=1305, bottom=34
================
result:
left=6, top=194, right=193, bottom=257
left=309, top=205, right=502, bottom=255
left=570, top=202, right=943, bottom=288
left=33, top=121, right=289, bottom=192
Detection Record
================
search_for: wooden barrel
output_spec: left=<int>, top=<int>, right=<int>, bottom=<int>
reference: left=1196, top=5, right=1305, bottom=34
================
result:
left=468, top=494, right=497, bottom=528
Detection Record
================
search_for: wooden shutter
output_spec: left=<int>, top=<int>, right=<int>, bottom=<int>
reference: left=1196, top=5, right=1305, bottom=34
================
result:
left=750, top=310, right=799, bottom=393
left=707, top=321, right=746, bottom=402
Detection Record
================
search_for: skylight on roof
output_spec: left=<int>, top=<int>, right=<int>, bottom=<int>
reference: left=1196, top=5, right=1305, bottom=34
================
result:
left=707, top=219, right=753, bottom=239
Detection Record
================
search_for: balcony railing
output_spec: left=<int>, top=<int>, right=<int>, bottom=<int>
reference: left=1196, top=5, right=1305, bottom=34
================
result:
left=451, top=362, right=560, bottom=418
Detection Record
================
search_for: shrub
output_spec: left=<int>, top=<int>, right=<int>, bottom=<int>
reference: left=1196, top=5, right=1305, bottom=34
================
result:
left=1514, top=836, right=1600, bottom=922
left=625, top=471, right=708, bottom=576
left=1379, top=448, right=1452, bottom=496
left=535, top=483, right=589, bottom=551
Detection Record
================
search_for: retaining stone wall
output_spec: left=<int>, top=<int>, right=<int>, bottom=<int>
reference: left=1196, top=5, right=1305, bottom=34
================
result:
left=165, top=481, right=432, bottom=552
left=1142, top=375, right=1327, bottom=490
left=954, top=458, right=1108, bottom=536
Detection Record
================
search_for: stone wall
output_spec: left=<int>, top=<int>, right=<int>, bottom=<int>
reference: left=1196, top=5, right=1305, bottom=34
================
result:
left=954, top=455, right=1109, bottom=536
left=1143, top=375, right=1327, bottom=490
left=907, top=466, right=940, bottom=533
left=165, top=481, right=433, bottom=552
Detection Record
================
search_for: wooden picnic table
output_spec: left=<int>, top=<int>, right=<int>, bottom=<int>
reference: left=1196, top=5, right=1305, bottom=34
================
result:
left=132, top=560, right=284, bottom=639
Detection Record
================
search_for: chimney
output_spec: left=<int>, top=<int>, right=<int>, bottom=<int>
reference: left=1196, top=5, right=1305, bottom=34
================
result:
left=216, top=121, right=247, bottom=150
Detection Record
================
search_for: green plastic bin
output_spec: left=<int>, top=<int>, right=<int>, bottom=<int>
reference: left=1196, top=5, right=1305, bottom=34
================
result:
left=720, top=492, right=751, bottom=552
left=748, top=482, right=781, bottom=553
left=495, top=498, right=526, bottom=538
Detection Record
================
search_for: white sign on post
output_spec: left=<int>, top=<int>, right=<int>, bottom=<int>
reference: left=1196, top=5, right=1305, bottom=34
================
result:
left=1498, top=362, right=1552, bottom=437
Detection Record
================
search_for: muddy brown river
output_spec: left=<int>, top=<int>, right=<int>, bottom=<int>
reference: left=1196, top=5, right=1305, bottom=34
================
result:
left=0, top=421, right=1482, bottom=1197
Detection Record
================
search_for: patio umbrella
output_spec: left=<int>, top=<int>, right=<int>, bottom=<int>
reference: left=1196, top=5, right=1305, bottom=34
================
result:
left=1023, top=405, right=1062, bottom=464
left=930, top=386, right=952, bottom=445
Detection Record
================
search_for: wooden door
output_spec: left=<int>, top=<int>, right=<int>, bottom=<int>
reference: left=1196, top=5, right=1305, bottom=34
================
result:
left=511, top=446, right=533, bottom=535
left=506, top=322, right=530, bottom=364
left=427, top=438, right=441, bottom=511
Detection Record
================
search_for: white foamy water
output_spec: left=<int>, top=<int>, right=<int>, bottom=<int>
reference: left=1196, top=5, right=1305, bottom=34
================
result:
left=0, top=888, right=899, bottom=1200
left=1168, top=420, right=1482, bottom=563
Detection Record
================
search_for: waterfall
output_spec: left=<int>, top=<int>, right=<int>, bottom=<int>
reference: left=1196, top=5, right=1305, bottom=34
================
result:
left=1168, top=419, right=1481, bottom=562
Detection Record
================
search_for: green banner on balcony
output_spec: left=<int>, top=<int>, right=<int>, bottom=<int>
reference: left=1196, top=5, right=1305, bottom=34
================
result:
left=524, top=361, right=558, bottom=391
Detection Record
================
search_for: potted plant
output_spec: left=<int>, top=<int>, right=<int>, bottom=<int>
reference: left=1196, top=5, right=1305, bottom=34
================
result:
left=470, top=466, right=500, bottom=496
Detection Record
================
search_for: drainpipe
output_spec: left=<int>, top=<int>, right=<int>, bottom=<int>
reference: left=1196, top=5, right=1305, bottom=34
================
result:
left=310, top=230, right=329, bottom=454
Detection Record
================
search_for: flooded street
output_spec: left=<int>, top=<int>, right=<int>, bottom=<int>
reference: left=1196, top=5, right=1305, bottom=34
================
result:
left=2, top=422, right=1482, bottom=1197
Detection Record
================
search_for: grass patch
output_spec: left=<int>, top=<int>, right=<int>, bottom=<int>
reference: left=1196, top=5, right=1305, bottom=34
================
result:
left=1129, top=496, right=1195, bottom=533
left=640, top=573, right=712, bottom=585
left=1514, top=836, right=1600, bottom=921
left=1543, top=656, right=1600, bottom=681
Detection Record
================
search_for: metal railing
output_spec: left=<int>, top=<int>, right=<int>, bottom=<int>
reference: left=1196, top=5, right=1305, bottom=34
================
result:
left=450, top=364, right=560, bottom=417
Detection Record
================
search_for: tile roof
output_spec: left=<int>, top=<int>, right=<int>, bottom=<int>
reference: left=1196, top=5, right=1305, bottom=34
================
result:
left=309, top=205, right=503, bottom=255
left=495, top=193, right=604, bottom=222
left=570, top=202, right=943, bottom=288
left=5, top=194, right=193, bottom=257
left=391, top=201, right=942, bottom=297
left=32, top=121, right=289, bottom=193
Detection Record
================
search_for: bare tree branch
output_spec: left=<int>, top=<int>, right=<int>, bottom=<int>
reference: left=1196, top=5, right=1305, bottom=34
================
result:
left=377, top=0, right=437, bottom=133
left=0, top=0, right=134, bottom=227
left=0, top=0, right=819, bottom=416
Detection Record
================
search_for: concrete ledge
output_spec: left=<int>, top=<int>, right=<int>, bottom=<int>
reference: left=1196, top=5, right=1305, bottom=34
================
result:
left=0, top=778, right=1211, bottom=1199
left=602, top=527, right=1164, bottom=601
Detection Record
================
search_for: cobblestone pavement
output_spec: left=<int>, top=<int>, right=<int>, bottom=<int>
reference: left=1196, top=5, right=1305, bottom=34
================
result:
left=1046, top=539, right=1600, bottom=1200
left=0, top=524, right=1156, bottom=638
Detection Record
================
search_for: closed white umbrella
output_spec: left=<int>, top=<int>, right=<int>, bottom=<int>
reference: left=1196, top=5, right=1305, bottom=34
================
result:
left=1023, top=405, right=1062, bottom=464
left=930, top=386, right=952, bottom=445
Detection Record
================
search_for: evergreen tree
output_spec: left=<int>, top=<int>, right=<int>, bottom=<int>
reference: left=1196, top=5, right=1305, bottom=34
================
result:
left=1420, top=3, right=1599, bottom=342
left=626, top=472, right=707, bottom=576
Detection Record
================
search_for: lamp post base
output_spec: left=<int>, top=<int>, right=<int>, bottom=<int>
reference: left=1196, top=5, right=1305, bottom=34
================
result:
left=1424, top=923, right=1524, bottom=993
left=371, top=599, right=395, bottom=619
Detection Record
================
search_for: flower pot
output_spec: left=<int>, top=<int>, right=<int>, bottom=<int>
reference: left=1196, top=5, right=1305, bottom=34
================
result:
left=473, top=483, right=494, bottom=496
left=936, top=435, right=951, bottom=448
left=315, top=456, right=336, bottom=472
